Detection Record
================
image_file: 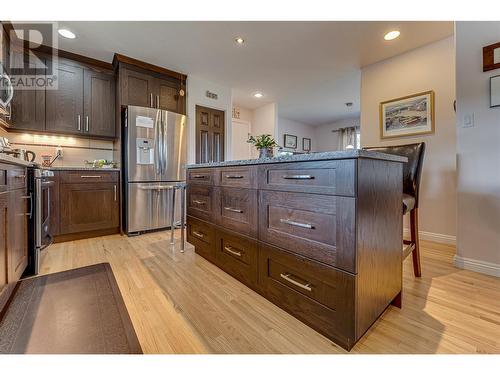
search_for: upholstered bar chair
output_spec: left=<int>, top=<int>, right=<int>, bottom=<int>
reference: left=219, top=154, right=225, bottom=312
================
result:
left=363, top=143, right=426, bottom=277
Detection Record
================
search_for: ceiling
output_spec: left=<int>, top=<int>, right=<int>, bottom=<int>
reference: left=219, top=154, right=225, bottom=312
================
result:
left=51, top=21, right=453, bottom=125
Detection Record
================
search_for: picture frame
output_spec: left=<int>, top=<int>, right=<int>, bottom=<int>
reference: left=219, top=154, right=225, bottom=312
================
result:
left=490, top=75, right=500, bottom=107
left=284, top=134, right=297, bottom=149
left=483, top=42, right=500, bottom=72
left=302, top=137, right=311, bottom=152
left=379, top=90, right=435, bottom=139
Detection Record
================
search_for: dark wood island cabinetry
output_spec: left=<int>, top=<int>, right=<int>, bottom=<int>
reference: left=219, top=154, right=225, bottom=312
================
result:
left=186, top=151, right=407, bottom=350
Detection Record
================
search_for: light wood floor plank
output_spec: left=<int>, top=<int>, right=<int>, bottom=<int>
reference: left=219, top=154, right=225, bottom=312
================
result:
left=39, top=232, right=500, bottom=354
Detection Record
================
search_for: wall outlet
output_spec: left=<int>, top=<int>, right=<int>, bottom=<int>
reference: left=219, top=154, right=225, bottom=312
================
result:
left=463, top=113, right=475, bottom=128
left=55, top=147, right=63, bottom=158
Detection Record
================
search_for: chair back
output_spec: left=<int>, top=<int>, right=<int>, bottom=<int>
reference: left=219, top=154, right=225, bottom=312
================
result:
left=364, top=143, right=426, bottom=207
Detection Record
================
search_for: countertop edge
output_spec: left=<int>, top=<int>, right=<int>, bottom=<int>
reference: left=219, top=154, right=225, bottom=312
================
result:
left=186, top=150, right=408, bottom=169
left=0, top=154, right=37, bottom=168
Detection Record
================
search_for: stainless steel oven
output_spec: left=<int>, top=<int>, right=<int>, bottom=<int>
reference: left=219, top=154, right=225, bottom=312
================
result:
left=25, top=168, right=54, bottom=276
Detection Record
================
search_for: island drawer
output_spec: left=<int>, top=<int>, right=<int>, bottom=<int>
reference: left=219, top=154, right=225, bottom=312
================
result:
left=187, top=216, right=215, bottom=262
left=257, top=160, right=356, bottom=196
left=218, top=166, right=257, bottom=188
left=259, top=243, right=356, bottom=350
left=258, top=190, right=356, bottom=273
left=215, top=229, right=258, bottom=288
left=60, top=170, right=119, bottom=184
left=187, top=168, right=216, bottom=186
left=215, top=187, right=258, bottom=237
left=187, top=185, right=215, bottom=222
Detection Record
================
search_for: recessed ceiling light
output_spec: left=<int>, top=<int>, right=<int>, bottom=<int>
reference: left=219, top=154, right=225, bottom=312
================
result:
left=384, top=30, right=400, bottom=41
left=58, top=28, right=76, bottom=39
left=253, top=92, right=264, bottom=98
left=235, top=37, right=245, bottom=44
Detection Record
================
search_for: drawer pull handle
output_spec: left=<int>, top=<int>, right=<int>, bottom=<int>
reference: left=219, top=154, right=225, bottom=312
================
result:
left=282, top=175, right=314, bottom=180
left=224, top=207, right=243, bottom=213
left=193, top=199, right=206, bottom=205
left=224, top=246, right=242, bottom=257
left=280, top=273, right=312, bottom=292
left=225, top=175, right=244, bottom=179
left=15, top=175, right=26, bottom=179
left=280, top=218, right=315, bottom=229
left=80, top=175, right=102, bottom=178
left=192, top=231, right=204, bottom=238
left=192, top=175, right=207, bottom=179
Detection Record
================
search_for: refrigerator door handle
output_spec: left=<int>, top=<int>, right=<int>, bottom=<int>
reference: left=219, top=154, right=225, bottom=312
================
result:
left=154, top=110, right=161, bottom=175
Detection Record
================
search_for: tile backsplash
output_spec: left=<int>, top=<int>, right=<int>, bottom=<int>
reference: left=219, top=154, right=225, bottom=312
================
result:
left=0, top=128, right=115, bottom=167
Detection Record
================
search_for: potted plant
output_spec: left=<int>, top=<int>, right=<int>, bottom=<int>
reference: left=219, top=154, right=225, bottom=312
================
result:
left=247, top=134, right=279, bottom=158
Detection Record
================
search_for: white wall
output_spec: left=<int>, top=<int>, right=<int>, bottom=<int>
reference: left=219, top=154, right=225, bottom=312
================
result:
left=277, top=117, right=316, bottom=152
left=360, top=36, right=456, bottom=242
left=250, top=103, right=278, bottom=158
left=314, top=117, right=360, bottom=152
left=186, top=75, right=232, bottom=163
left=455, top=22, right=500, bottom=275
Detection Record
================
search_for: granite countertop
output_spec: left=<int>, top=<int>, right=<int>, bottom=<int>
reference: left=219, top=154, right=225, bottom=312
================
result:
left=0, top=153, right=38, bottom=168
left=47, top=166, right=120, bottom=171
left=186, top=150, right=408, bottom=169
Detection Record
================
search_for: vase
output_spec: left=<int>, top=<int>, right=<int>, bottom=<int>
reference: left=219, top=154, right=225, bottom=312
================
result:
left=258, top=147, right=273, bottom=159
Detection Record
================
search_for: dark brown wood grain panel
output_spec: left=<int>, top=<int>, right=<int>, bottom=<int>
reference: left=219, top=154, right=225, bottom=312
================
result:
left=215, top=228, right=258, bottom=288
left=258, top=243, right=356, bottom=350
left=186, top=216, right=215, bottom=262
left=195, top=106, right=225, bottom=164
left=59, top=182, right=119, bottom=234
left=258, top=190, right=356, bottom=272
left=257, top=159, right=356, bottom=196
left=0, top=191, right=9, bottom=313
left=8, top=187, right=28, bottom=282
left=215, top=187, right=258, bottom=237
left=186, top=184, right=215, bottom=222
left=218, top=166, right=257, bottom=189
left=84, top=69, right=115, bottom=137
left=355, top=158, right=403, bottom=340
left=120, top=67, right=154, bottom=108
left=6, top=166, right=27, bottom=189
left=113, top=53, right=187, bottom=81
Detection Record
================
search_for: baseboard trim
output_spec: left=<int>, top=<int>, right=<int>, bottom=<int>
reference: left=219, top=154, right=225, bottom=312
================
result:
left=453, top=255, right=500, bottom=277
left=403, top=229, right=456, bottom=245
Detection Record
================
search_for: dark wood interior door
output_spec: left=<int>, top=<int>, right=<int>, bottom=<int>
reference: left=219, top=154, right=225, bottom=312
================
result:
left=84, top=69, right=115, bottom=137
left=195, top=105, right=225, bottom=164
left=45, top=62, right=84, bottom=134
left=10, top=51, right=46, bottom=131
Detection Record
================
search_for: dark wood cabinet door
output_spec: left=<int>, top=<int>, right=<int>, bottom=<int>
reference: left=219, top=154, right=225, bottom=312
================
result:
left=195, top=106, right=225, bottom=164
left=46, top=62, right=84, bottom=135
left=84, top=69, right=115, bottom=137
left=155, top=77, right=181, bottom=112
left=8, top=187, right=28, bottom=282
left=0, top=192, right=8, bottom=302
left=121, top=68, right=154, bottom=108
left=10, top=51, right=46, bottom=131
left=60, top=182, right=119, bottom=234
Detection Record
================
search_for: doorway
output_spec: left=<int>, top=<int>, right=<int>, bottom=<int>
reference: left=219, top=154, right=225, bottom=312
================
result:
left=231, top=119, right=251, bottom=160
left=195, top=105, right=225, bottom=164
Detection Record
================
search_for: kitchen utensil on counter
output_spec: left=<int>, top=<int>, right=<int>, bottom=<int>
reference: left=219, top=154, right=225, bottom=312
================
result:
left=13, top=148, right=36, bottom=162
left=41, top=155, right=52, bottom=167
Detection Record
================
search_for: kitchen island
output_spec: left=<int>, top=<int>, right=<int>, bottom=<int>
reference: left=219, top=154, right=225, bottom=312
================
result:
left=186, top=150, right=407, bottom=350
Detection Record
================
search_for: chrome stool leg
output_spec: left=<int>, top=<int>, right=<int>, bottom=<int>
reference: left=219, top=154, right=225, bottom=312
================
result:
left=180, top=184, right=186, bottom=253
left=170, top=186, right=176, bottom=245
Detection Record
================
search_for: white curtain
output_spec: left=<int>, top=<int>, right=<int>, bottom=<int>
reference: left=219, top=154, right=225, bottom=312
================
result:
left=337, top=126, right=360, bottom=150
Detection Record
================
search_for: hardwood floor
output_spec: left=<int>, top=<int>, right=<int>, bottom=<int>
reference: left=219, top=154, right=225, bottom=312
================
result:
left=39, top=231, right=500, bottom=353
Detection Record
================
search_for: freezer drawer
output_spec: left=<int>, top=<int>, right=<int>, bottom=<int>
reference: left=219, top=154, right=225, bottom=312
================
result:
left=127, top=182, right=182, bottom=234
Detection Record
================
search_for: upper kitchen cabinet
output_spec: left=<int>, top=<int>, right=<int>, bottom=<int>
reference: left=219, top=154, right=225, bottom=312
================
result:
left=113, top=53, right=187, bottom=115
left=83, top=69, right=115, bottom=137
left=9, top=50, right=46, bottom=131
left=45, top=61, right=84, bottom=135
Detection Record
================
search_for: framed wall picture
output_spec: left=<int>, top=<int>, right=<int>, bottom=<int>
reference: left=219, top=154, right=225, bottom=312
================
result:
left=379, top=90, right=435, bottom=139
left=302, top=137, right=311, bottom=152
left=284, top=134, right=297, bottom=149
left=483, top=42, right=500, bottom=72
left=491, top=75, right=500, bottom=107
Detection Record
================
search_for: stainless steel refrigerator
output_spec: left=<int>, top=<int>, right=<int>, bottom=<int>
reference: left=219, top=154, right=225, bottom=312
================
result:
left=123, top=105, right=187, bottom=235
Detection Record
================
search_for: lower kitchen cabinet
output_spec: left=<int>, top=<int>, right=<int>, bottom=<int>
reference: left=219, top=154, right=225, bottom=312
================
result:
left=8, top=187, right=28, bottom=283
left=0, top=192, right=9, bottom=311
left=54, top=170, right=120, bottom=241
left=60, top=182, right=119, bottom=235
